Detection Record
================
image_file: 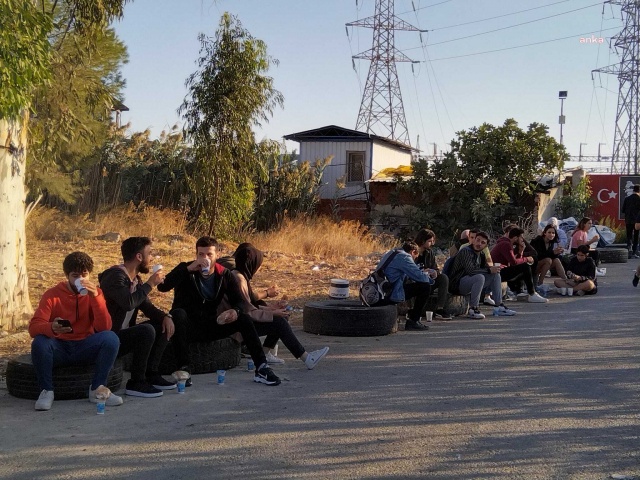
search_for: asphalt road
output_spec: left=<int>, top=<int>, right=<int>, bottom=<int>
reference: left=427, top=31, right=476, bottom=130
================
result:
left=1, top=259, right=638, bottom=479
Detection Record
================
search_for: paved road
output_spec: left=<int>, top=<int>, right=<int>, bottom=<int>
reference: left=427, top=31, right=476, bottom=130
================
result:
left=1, top=260, right=638, bottom=479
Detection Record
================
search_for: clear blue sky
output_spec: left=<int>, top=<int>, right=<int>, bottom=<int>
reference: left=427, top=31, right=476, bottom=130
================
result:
left=113, top=0, right=622, bottom=159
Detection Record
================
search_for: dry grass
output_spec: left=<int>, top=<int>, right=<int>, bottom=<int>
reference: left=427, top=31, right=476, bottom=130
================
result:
left=247, top=216, right=396, bottom=262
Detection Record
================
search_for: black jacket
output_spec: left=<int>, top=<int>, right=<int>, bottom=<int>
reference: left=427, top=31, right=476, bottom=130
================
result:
left=415, top=248, right=438, bottom=272
left=622, top=193, right=640, bottom=223
left=157, top=261, right=252, bottom=325
left=530, top=235, right=560, bottom=261
left=98, top=266, right=166, bottom=332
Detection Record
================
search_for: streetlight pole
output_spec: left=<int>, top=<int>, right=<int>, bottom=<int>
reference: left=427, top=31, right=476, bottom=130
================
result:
left=558, top=91, right=567, bottom=145
left=598, top=142, right=606, bottom=162
left=579, top=142, right=587, bottom=162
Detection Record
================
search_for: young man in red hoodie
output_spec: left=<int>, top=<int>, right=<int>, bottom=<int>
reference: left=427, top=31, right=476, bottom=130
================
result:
left=29, top=252, right=121, bottom=411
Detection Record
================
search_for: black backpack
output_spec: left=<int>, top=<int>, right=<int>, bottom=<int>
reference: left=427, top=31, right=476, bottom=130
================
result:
left=359, top=250, right=400, bottom=306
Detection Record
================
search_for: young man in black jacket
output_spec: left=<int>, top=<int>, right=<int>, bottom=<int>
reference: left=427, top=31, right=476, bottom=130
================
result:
left=157, top=236, right=281, bottom=386
left=99, top=237, right=189, bottom=397
left=414, top=229, right=452, bottom=320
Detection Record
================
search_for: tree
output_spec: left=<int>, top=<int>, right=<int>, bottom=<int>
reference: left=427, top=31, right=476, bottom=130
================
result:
left=0, top=0, right=127, bottom=329
left=402, top=119, right=567, bottom=236
left=179, top=13, right=284, bottom=237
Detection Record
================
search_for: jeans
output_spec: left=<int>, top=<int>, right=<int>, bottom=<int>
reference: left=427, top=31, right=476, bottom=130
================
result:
left=626, top=223, right=639, bottom=252
left=459, top=273, right=502, bottom=307
left=254, top=316, right=305, bottom=359
left=31, top=331, right=120, bottom=391
left=171, top=308, right=267, bottom=369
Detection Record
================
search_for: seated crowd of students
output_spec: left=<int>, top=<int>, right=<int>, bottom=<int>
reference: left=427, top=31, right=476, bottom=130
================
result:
left=375, top=218, right=602, bottom=332
left=29, top=236, right=329, bottom=411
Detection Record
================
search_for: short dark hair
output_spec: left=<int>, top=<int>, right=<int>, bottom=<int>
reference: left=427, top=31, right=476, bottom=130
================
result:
left=121, top=237, right=152, bottom=262
left=402, top=241, right=418, bottom=253
left=576, top=244, right=590, bottom=255
left=469, top=228, right=480, bottom=235
left=503, top=223, right=519, bottom=234
left=634, top=184, right=640, bottom=193
left=196, top=236, right=218, bottom=249
left=507, top=227, right=524, bottom=239
left=475, top=231, right=489, bottom=241
left=414, top=229, right=435, bottom=246
left=63, top=252, right=94, bottom=275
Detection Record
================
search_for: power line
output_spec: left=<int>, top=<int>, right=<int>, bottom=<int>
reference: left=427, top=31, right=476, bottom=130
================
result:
left=422, top=26, right=619, bottom=62
left=424, top=0, right=585, bottom=31
left=405, top=2, right=602, bottom=49
left=396, top=0, right=455, bottom=15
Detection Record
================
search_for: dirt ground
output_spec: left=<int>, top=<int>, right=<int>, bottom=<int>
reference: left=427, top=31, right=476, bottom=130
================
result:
left=0, top=236, right=381, bottom=361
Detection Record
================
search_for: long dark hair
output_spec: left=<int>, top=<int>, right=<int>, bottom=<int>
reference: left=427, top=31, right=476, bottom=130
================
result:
left=573, top=217, right=592, bottom=236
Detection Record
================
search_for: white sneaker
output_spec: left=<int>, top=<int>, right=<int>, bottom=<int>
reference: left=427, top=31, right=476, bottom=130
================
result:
left=493, top=305, right=516, bottom=316
left=35, top=390, right=54, bottom=411
left=89, top=386, right=124, bottom=406
left=528, top=292, right=548, bottom=303
left=304, top=347, right=329, bottom=370
left=467, top=308, right=485, bottom=319
left=265, top=351, right=285, bottom=365
left=482, top=295, right=496, bottom=306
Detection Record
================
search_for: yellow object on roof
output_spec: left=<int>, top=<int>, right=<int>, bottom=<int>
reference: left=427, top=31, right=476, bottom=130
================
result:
left=370, top=165, right=413, bottom=182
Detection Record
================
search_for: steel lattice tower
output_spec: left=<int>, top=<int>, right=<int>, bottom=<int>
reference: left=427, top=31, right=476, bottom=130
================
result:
left=347, top=0, right=424, bottom=146
left=593, top=0, right=640, bottom=174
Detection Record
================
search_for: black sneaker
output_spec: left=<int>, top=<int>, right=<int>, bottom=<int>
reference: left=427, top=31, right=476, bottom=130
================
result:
left=147, top=374, right=177, bottom=390
left=254, top=365, right=281, bottom=386
left=405, top=320, right=429, bottom=331
left=434, top=309, right=452, bottom=320
left=125, top=380, right=163, bottom=398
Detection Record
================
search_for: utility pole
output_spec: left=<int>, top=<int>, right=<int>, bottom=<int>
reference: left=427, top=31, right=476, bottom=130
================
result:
left=593, top=0, right=640, bottom=174
left=579, top=142, right=587, bottom=162
left=347, top=0, right=425, bottom=146
left=558, top=91, right=567, bottom=145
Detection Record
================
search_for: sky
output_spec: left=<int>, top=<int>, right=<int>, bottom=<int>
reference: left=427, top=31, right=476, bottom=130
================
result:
left=112, top=0, right=624, bottom=161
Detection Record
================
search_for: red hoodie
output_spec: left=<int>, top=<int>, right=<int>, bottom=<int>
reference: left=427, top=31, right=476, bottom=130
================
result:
left=28, top=281, right=112, bottom=340
left=490, top=236, right=527, bottom=267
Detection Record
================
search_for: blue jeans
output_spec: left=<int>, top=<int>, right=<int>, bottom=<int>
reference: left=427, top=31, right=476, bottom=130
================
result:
left=31, top=331, right=120, bottom=391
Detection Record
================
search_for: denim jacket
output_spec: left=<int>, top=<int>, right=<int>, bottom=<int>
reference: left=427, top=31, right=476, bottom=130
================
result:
left=376, top=249, right=434, bottom=303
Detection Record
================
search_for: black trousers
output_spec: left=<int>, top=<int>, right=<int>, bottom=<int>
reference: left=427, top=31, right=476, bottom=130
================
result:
left=171, top=308, right=267, bottom=369
left=500, top=263, right=535, bottom=295
left=626, top=222, right=639, bottom=251
left=429, top=274, right=449, bottom=309
left=403, top=282, right=432, bottom=322
left=254, top=316, right=305, bottom=359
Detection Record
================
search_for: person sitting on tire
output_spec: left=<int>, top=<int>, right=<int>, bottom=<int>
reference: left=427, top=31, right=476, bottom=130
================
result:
left=99, top=237, right=187, bottom=397
left=553, top=245, right=598, bottom=295
left=569, top=217, right=600, bottom=265
left=530, top=224, right=567, bottom=286
left=448, top=231, right=516, bottom=319
left=230, top=243, right=329, bottom=368
left=413, top=229, right=452, bottom=320
left=29, top=252, right=122, bottom=411
left=157, top=236, right=282, bottom=386
left=376, top=241, right=434, bottom=331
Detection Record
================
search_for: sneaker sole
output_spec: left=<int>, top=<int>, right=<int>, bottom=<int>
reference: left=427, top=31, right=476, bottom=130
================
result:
left=152, top=384, right=177, bottom=390
left=125, top=389, right=164, bottom=398
left=253, top=376, right=281, bottom=386
left=267, top=360, right=285, bottom=365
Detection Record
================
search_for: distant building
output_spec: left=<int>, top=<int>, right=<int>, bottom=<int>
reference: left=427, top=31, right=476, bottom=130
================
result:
left=284, top=125, right=416, bottom=221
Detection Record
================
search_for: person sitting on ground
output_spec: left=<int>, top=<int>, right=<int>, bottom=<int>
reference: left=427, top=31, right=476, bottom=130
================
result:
left=375, top=241, right=434, bottom=331
left=231, top=243, right=329, bottom=368
left=530, top=224, right=567, bottom=286
left=547, top=217, right=569, bottom=250
left=553, top=245, right=597, bottom=295
left=570, top=217, right=600, bottom=265
left=414, top=229, right=452, bottom=320
left=490, top=226, right=548, bottom=303
left=157, top=236, right=282, bottom=386
left=29, top=252, right=122, bottom=411
left=100, top=237, right=188, bottom=397
left=448, top=231, right=516, bottom=318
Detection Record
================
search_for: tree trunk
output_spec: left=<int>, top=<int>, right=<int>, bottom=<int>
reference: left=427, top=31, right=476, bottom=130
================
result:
left=0, top=114, right=33, bottom=331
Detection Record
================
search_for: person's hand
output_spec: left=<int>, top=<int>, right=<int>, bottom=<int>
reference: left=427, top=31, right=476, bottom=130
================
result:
left=426, top=268, right=438, bottom=279
left=574, top=275, right=582, bottom=282
left=525, top=256, right=535, bottom=264
left=187, top=258, right=210, bottom=272
left=52, top=317, right=73, bottom=335
left=162, top=315, right=175, bottom=340
left=265, top=285, right=279, bottom=298
left=217, top=309, right=238, bottom=325
left=489, top=265, right=501, bottom=274
left=272, top=308, right=291, bottom=320
left=274, top=299, right=288, bottom=309
left=147, top=270, right=165, bottom=287
left=81, top=279, right=99, bottom=297
left=554, top=246, right=564, bottom=254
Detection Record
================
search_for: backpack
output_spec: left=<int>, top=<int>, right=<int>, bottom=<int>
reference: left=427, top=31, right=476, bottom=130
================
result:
left=359, top=250, right=400, bottom=307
